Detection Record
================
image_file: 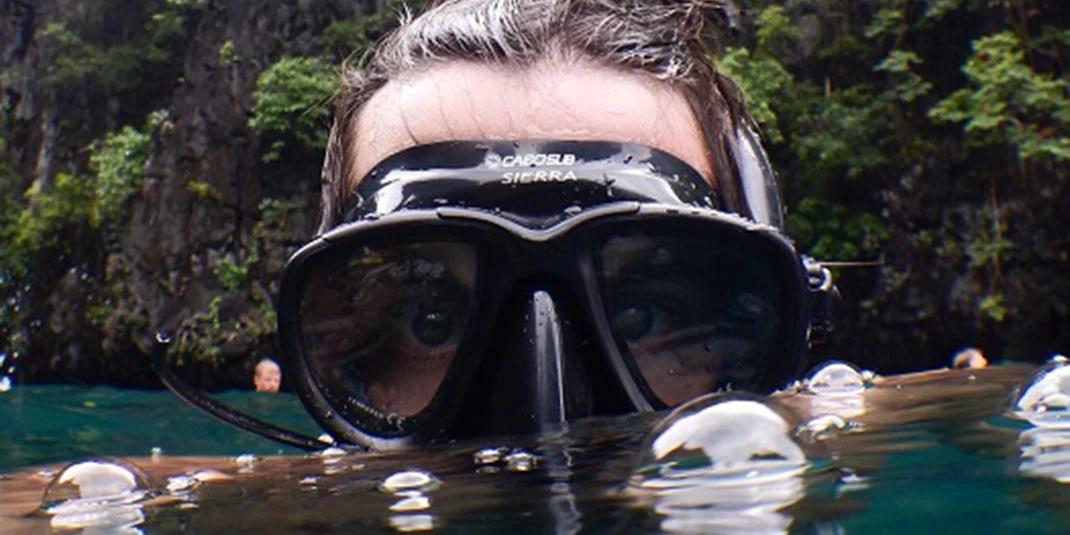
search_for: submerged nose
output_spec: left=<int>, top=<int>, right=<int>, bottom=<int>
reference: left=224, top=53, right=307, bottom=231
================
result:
left=450, top=289, right=595, bottom=438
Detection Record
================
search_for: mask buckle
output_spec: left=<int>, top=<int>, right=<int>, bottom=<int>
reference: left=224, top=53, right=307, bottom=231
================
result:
left=803, top=256, right=837, bottom=346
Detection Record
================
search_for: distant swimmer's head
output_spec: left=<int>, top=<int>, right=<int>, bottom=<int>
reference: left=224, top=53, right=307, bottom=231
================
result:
left=253, top=358, right=281, bottom=393
left=273, top=0, right=830, bottom=450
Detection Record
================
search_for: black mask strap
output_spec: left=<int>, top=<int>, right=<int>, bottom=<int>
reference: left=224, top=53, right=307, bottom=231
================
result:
left=151, top=332, right=331, bottom=452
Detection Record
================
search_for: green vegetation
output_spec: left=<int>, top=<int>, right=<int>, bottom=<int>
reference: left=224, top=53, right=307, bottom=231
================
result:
left=90, top=126, right=150, bottom=223
left=1, top=0, right=1065, bottom=381
left=249, top=57, right=336, bottom=162
left=929, top=31, right=1070, bottom=162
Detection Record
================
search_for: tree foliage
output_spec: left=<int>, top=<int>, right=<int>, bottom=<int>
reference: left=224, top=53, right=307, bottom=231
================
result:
left=248, top=57, right=336, bottom=162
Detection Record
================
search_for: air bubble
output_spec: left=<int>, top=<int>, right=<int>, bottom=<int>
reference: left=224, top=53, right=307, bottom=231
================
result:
left=234, top=453, right=257, bottom=472
left=505, top=449, right=537, bottom=472
left=317, top=446, right=347, bottom=458
left=41, top=459, right=153, bottom=532
left=631, top=393, right=806, bottom=487
left=165, top=474, right=200, bottom=494
left=1018, top=427, right=1070, bottom=482
left=630, top=394, right=808, bottom=533
left=389, top=513, right=435, bottom=532
left=474, top=446, right=508, bottom=465
left=390, top=492, right=431, bottom=512
left=795, top=414, right=851, bottom=443
left=0, top=375, right=10, bottom=392
left=804, top=361, right=867, bottom=396
left=1015, top=364, right=1070, bottom=428
left=380, top=470, right=441, bottom=494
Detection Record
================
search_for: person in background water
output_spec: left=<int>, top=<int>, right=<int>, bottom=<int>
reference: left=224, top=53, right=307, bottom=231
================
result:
left=252, top=358, right=281, bottom=393
left=158, top=0, right=837, bottom=451
left=952, top=347, right=989, bottom=370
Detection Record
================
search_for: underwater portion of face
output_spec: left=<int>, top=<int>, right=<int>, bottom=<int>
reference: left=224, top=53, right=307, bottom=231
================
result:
left=275, top=59, right=810, bottom=449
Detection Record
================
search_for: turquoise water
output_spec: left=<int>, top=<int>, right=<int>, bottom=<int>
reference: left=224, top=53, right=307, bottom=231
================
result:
left=3, top=367, right=1070, bottom=534
left=0, top=386, right=320, bottom=472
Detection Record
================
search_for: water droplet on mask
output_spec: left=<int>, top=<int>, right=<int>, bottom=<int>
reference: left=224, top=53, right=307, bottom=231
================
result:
left=0, top=375, right=10, bottom=392
left=41, top=459, right=153, bottom=531
left=1016, top=364, right=1070, bottom=428
left=1049, top=354, right=1068, bottom=366
left=563, top=205, right=582, bottom=216
left=432, top=198, right=449, bottom=206
left=380, top=470, right=441, bottom=494
left=804, top=361, right=867, bottom=396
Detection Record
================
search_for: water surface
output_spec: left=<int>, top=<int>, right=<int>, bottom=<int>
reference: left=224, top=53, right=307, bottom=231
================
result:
left=2, top=365, right=1069, bottom=534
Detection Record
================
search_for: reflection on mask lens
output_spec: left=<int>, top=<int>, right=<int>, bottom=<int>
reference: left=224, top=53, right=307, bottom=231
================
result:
left=597, top=234, right=780, bottom=406
left=300, top=242, right=478, bottom=420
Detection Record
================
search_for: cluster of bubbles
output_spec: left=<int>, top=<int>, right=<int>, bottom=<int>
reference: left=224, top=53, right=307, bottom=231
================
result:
left=792, top=361, right=872, bottom=438
left=1014, top=355, right=1070, bottom=482
left=624, top=361, right=881, bottom=534
left=473, top=446, right=538, bottom=473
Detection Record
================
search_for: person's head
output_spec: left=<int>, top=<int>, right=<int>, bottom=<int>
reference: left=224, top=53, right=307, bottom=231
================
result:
left=318, top=0, right=781, bottom=233
left=277, top=0, right=820, bottom=449
left=253, top=358, right=282, bottom=393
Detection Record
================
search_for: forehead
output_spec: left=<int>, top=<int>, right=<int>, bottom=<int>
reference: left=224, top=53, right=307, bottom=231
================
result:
left=349, top=59, right=712, bottom=187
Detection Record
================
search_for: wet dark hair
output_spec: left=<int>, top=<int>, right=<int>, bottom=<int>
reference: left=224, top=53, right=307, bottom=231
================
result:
left=319, top=0, right=751, bottom=233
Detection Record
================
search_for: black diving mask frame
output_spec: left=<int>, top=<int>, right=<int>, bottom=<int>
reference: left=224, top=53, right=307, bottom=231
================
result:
left=153, top=140, right=831, bottom=451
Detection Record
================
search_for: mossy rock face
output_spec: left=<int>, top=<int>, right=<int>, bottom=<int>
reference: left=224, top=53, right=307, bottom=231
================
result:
left=1, top=0, right=1067, bottom=385
left=1, top=0, right=396, bottom=387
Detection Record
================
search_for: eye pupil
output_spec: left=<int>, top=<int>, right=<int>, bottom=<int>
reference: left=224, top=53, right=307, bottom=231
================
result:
left=613, top=305, right=653, bottom=341
left=411, top=308, right=454, bottom=346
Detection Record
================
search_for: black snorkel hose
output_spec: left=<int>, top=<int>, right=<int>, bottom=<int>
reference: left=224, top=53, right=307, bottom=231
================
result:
left=151, top=332, right=330, bottom=452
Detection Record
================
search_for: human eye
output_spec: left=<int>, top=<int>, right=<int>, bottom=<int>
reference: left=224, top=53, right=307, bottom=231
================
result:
left=397, top=297, right=467, bottom=349
left=608, top=281, right=699, bottom=343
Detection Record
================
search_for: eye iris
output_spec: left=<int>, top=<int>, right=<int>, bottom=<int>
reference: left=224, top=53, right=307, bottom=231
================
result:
left=613, top=305, right=653, bottom=341
left=411, top=308, right=454, bottom=346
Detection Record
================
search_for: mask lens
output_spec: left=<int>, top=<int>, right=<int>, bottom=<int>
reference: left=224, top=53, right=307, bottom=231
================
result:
left=596, top=232, right=783, bottom=406
left=299, top=241, right=478, bottom=425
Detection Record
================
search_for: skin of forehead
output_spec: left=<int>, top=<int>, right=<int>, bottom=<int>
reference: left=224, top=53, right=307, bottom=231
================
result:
left=349, top=58, right=714, bottom=189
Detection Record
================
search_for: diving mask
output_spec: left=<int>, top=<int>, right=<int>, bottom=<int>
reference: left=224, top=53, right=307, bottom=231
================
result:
left=155, top=139, right=829, bottom=451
